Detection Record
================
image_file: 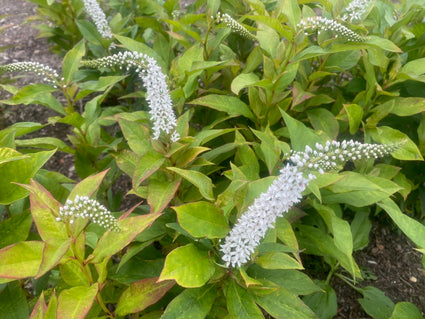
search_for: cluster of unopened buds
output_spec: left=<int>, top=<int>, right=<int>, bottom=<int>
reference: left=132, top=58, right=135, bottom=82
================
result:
left=221, top=140, right=398, bottom=268
left=0, top=62, right=63, bottom=87
left=215, top=12, right=257, bottom=41
left=297, top=16, right=365, bottom=42
left=56, top=195, right=120, bottom=232
left=81, top=51, right=179, bottom=142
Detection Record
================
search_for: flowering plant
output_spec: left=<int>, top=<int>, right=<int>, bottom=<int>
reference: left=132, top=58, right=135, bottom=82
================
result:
left=1, top=0, right=425, bottom=318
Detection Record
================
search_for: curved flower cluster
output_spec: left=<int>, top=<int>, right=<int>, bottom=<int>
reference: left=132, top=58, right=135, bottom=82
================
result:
left=0, top=62, right=61, bottom=86
left=221, top=165, right=314, bottom=268
left=342, top=0, right=373, bottom=22
left=221, top=140, right=397, bottom=268
left=81, top=51, right=179, bottom=141
left=56, top=195, right=120, bottom=231
left=298, top=17, right=365, bottom=42
left=82, top=0, right=112, bottom=39
left=216, top=12, right=256, bottom=41
left=290, top=140, right=398, bottom=174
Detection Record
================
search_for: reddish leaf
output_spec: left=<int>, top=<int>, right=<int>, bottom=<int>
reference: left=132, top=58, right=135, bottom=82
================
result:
left=116, top=277, right=175, bottom=316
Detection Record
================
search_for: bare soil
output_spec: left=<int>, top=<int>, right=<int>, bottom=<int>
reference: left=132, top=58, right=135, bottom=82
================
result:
left=1, top=1, right=425, bottom=318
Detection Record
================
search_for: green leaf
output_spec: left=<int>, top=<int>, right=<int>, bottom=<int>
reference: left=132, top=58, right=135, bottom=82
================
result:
left=147, top=178, right=181, bottom=214
left=167, top=167, right=214, bottom=201
left=280, top=0, right=301, bottom=30
left=15, top=137, right=74, bottom=153
left=116, top=277, right=175, bottom=316
left=303, top=281, right=337, bottom=319
left=343, top=104, right=363, bottom=135
left=401, top=58, right=425, bottom=76
left=364, top=35, right=402, bottom=53
left=226, top=280, right=264, bottom=319
left=89, top=212, right=160, bottom=264
left=57, top=284, right=98, bottom=319
left=0, top=149, right=55, bottom=205
left=30, top=292, right=47, bottom=319
left=0, top=241, right=44, bottom=279
left=312, top=201, right=354, bottom=273
left=322, top=172, right=399, bottom=207
left=231, top=73, right=260, bottom=95
left=118, top=118, right=152, bottom=155
left=0, top=211, right=32, bottom=249
left=307, top=108, right=339, bottom=140
left=254, top=286, right=318, bottom=319
left=159, top=243, right=216, bottom=288
left=37, top=239, right=72, bottom=278
left=173, top=201, right=230, bottom=238
left=62, top=40, right=85, bottom=84
left=351, top=211, right=372, bottom=250
left=25, top=180, right=67, bottom=244
left=189, top=95, right=255, bottom=121
left=162, top=285, right=217, bottom=319
left=369, top=126, right=423, bottom=160
left=247, top=266, right=321, bottom=296
left=68, top=169, right=108, bottom=200
left=133, top=151, right=165, bottom=186
left=280, top=111, right=323, bottom=151
left=378, top=198, right=425, bottom=249
left=60, top=259, right=91, bottom=287
left=0, top=281, right=29, bottom=319
left=390, top=302, right=424, bottom=319
left=256, top=252, right=303, bottom=270
left=357, top=286, right=394, bottom=319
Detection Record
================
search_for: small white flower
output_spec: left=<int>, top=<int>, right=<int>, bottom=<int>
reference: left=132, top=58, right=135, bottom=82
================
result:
left=221, top=140, right=397, bottom=268
left=298, top=16, right=365, bottom=42
left=82, top=0, right=113, bottom=39
left=342, top=0, right=373, bottom=23
left=56, top=195, right=120, bottom=231
left=0, top=62, right=60, bottom=86
left=216, top=12, right=256, bottom=41
left=81, top=52, right=179, bottom=141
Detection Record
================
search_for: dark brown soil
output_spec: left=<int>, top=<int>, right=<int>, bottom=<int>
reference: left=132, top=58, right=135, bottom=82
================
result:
left=1, top=1, right=425, bottom=318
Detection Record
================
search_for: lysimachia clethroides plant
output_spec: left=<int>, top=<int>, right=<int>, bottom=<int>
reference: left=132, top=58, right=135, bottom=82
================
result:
left=2, top=0, right=425, bottom=317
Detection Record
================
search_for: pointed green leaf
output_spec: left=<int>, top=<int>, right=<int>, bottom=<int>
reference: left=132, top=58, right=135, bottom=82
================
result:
left=88, top=212, right=160, bottom=264
left=62, top=40, right=85, bottom=84
left=57, top=284, right=98, bottom=319
left=226, top=280, right=264, bottom=319
left=280, top=111, right=323, bottom=152
left=173, top=201, right=229, bottom=238
left=0, top=211, right=32, bottom=249
left=162, top=285, right=217, bottom=319
left=167, top=167, right=214, bottom=201
left=0, top=149, right=55, bottom=205
left=116, top=277, right=175, bottom=316
left=254, top=286, right=318, bottom=319
left=134, top=151, right=165, bottom=186
left=378, top=198, right=425, bottom=249
left=60, top=259, right=91, bottom=287
left=189, top=95, right=255, bottom=121
left=30, top=292, right=47, bottom=319
left=148, top=178, right=181, bottom=214
left=37, top=239, right=72, bottom=278
left=0, top=281, right=29, bottom=319
left=231, top=73, right=260, bottom=95
left=256, top=252, right=303, bottom=270
left=25, top=180, right=67, bottom=244
left=0, top=241, right=44, bottom=279
left=68, top=169, right=109, bottom=200
left=390, top=302, right=424, bottom=319
left=159, top=243, right=216, bottom=288
left=118, top=118, right=152, bottom=155
left=357, top=286, right=394, bottom=319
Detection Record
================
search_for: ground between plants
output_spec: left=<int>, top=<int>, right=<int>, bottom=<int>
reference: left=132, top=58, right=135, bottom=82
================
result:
left=1, top=1, right=424, bottom=318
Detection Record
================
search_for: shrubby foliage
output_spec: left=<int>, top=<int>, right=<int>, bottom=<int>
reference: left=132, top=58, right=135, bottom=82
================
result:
left=1, top=0, right=425, bottom=318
